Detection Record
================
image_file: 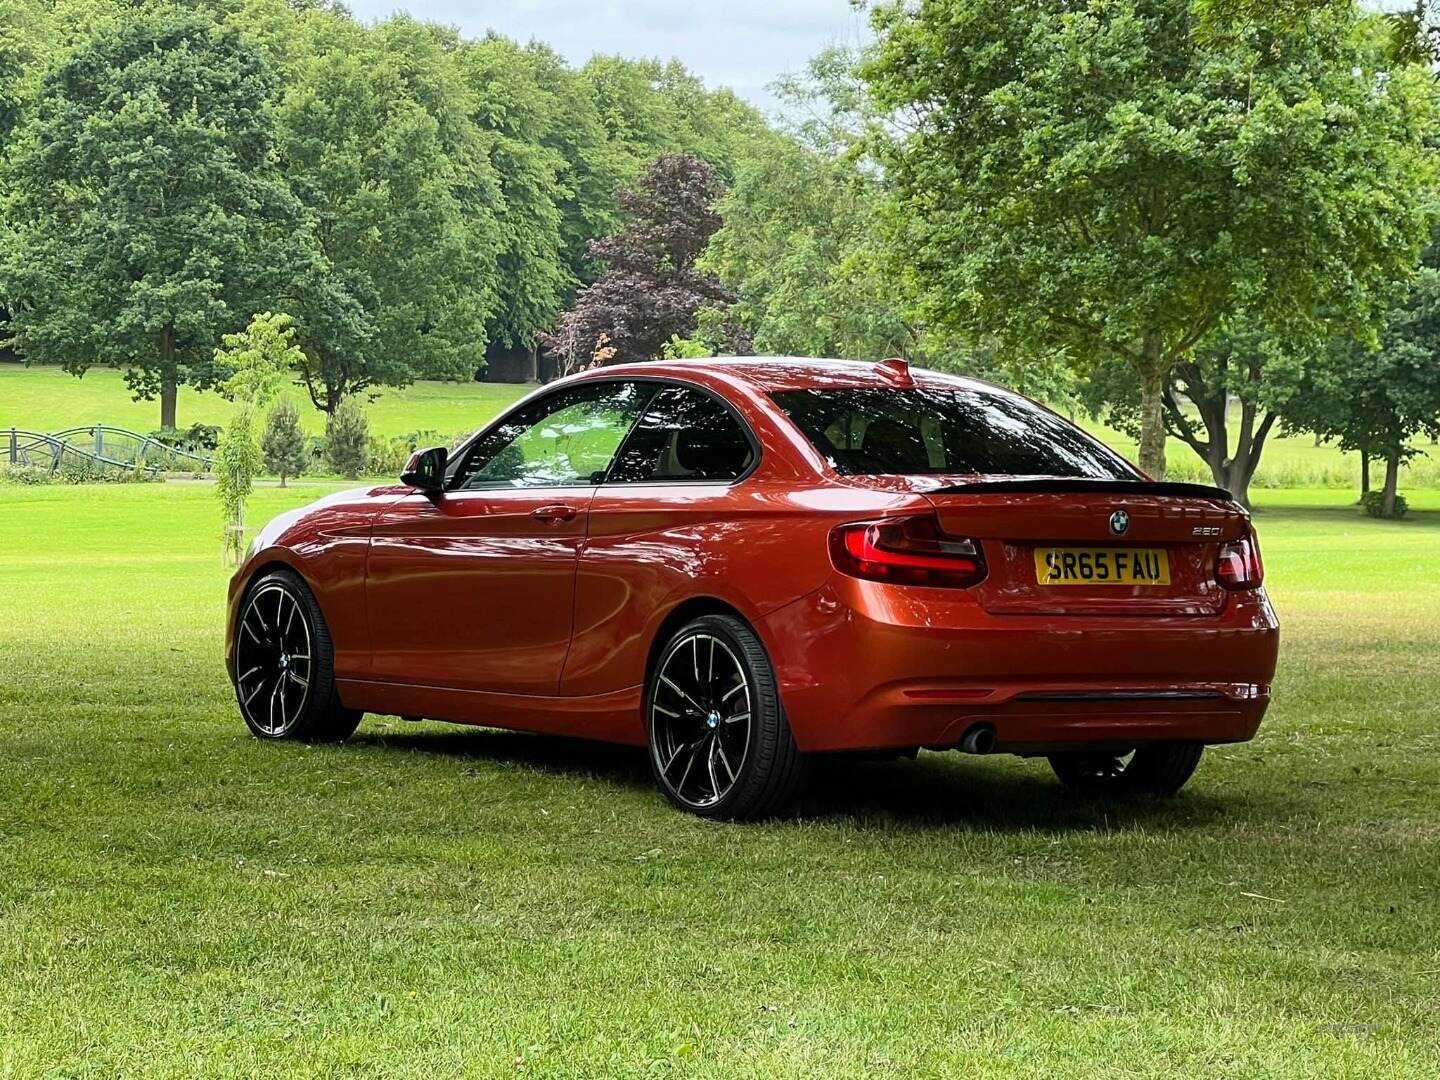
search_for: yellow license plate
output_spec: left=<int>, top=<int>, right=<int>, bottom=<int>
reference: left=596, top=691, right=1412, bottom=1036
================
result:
left=1034, top=547, right=1170, bottom=586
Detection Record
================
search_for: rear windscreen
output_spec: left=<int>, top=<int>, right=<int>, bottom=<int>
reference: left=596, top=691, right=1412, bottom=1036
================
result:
left=771, top=387, right=1138, bottom=479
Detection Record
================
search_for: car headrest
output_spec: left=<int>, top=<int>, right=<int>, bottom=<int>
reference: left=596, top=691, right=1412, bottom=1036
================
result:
left=860, top=417, right=927, bottom=470
left=675, top=426, right=746, bottom=478
left=860, top=418, right=915, bottom=454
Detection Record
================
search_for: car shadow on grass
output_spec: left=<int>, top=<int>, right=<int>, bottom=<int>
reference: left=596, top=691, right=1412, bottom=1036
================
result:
left=354, top=725, right=654, bottom=786
left=798, top=753, right=1246, bottom=833
left=352, top=725, right=1256, bottom=835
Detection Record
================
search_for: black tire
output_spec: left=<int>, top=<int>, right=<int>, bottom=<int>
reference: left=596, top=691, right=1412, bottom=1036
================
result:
left=233, top=569, right=361, bottom=743
left=1048, top=742, right=1204, bottom=797
left=645, top=613, right=805, bottom=820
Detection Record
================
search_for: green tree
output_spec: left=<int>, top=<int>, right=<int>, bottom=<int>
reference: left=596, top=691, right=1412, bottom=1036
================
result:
left=1385, top=2, right=1440, bottom=66
left=0, top=4, right=319, bottom=428
left=324, top=397, right=370, bottom=480
left=1196, top=0, right=1439, bottom=66
left=1287, top=264, right=1440, bottom=516
left=215, top=311, right=303, bottom=405
left=1079, top=326, right=1306, bottom=508
left=274, top=16, right=502, bottom=414
left=706, top=136, right=912, bottom=362
left=704, top=44, right=992, bottom=376
left=0, top=1, right=41, bottom=145
left=863, top=0, right=1435, bottom=477
left=261, top=396, right=307, bottom=488
left=1164, top=328, right=1309, bottom=507
left=526, top=44, right=632, bottom=287
left=456, top=35, right=571, bottom=374
left=213, top=312, right=302, bottom=560
left=579, top=55, right=780, bottom=185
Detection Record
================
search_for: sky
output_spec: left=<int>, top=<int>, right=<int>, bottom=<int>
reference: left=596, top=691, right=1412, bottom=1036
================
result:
left=343, top=0, right=873, bottom=115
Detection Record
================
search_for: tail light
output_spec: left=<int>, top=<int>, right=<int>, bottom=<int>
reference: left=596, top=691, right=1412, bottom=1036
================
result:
left=1216, top=527, right=1264, bottom=590
left=830, top=513, right=986, bottom=588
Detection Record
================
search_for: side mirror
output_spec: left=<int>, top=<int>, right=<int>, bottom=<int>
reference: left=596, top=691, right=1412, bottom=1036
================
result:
left=401, top=445, right=448, bottom=494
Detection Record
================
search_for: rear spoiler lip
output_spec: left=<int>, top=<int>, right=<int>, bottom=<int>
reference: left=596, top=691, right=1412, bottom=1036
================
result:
left=925, top=478, right=1236, bottom=502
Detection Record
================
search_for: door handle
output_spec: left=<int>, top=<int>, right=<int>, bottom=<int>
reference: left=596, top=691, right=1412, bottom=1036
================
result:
left=531, top=503, right=579, bottom=524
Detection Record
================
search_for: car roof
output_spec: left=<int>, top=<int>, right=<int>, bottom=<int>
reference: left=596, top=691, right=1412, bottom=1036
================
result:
left=585, top=356, right=1005, bottom=395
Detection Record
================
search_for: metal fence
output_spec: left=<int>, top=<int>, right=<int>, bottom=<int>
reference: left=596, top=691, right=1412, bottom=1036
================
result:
left=4, top=425, right=214, bottom=475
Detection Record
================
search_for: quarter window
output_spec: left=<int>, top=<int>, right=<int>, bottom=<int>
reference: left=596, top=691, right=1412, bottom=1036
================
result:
left=607, top=385, right=755, bottom=483
left=453, top=382, right=652, bottom=490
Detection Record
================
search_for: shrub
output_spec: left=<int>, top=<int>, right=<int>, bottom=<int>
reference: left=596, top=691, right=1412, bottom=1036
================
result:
left=0, top=465, right=53, bottom=485
left=304, top=433, right=327, bottom=467
left=261, top=397, right=307, bottom=487
left=3, top=458, right=160, bottom=485
left=401, top=430, right=448, bottom=452
left=57, top=456, right=103, bottom=483
left=325, top=399, right=370, bottom=479
left=99, top=465, right=161, bottom=485
left=1158, top=455, right=1211, bottom=484
left=148, top=423, right=222, bottom=453
left=366, top=436, right=413, bottom=479
left=1361, top=490, right=1408, bottom=519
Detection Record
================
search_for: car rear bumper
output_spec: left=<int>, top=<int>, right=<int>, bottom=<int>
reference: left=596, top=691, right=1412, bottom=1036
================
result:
left=759, top=577, right=1279, bottom=753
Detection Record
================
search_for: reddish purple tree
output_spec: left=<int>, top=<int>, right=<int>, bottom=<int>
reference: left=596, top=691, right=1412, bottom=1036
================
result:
left=542, top=153, right=751, bottom=374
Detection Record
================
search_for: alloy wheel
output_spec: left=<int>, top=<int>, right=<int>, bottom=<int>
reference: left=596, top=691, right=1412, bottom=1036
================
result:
left=650, top=632, right=753, bottom=809
left=235, top=582, right=314, bottom=737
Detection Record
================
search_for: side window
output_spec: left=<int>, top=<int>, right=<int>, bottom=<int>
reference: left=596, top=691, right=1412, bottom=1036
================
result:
left=453, top=382, right=652, bottom=490
left=607, top=385, right=755, bottom=483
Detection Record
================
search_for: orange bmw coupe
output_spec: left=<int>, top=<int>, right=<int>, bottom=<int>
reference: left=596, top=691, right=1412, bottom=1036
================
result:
left=227, top=358, right=1278, bottom=818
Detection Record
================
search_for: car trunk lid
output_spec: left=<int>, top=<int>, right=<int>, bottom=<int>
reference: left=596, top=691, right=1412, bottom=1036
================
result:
left=919, top=478, right=1245, bottom=616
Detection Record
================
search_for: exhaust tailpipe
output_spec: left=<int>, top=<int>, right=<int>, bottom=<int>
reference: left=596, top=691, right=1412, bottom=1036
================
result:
left=959, top=723, right=997, bottom=755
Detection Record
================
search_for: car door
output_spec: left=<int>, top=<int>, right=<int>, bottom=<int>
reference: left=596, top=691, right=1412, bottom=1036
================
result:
left=365, top=380, right=654, bottom=696
left=562, top=383, right=765, bottom=698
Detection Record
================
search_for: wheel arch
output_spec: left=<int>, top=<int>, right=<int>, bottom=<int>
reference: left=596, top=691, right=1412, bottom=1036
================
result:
left=643, top=596, right=754, bottom=693
left=240, top=557, right=302, bottom=593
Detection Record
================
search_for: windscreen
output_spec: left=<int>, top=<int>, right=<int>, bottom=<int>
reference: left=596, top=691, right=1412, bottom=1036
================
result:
left=771, top=387, right=1138, bottom=479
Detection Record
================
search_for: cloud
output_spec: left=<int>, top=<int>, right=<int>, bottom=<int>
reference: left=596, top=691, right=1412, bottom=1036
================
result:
left=345, top=0, right=870, bottom=111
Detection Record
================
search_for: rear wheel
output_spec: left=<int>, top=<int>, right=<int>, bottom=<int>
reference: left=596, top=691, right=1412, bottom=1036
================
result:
left=646, top=614, right=804, bottom=820
left=234, top=570, right=361, bottom=743
left=1048, top=742, right=1204, bottom=797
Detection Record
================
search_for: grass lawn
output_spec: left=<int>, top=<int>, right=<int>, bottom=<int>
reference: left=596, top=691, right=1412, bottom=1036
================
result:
left=0, top=363, right=531, bottom=441
left=5, top=361, right=1440, bottom=489
left=1, top=480, right=1437, bottom=1076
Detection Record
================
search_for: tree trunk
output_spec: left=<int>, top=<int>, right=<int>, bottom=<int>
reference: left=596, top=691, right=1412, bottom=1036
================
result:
left=1204, top=424, right=1231, bottom=497
left=1218, top=398, right=1270, bottom=511
left=1359, top=447, right=1371, bottom=498
left=1204, top=414, right=1274, bottom=511
left=1382, top=450, right=1400, bottom=518
left=159, top=323, right=178, bottom=430
left=1137, top=335, right=1167, bottom=478
left=1165, top=361, right=1274, bottom=510
left=324, top=382, right=343, bottom=418
left=1229, top=413, right=1276, bottom=513
left=279, top=471, right=288, bottom=489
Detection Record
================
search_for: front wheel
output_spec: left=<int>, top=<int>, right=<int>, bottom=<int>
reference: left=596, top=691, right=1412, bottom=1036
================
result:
left=646, top=614, right=805, bottom=820
left=234, top=569, right=361, bottom=743
left=1048, top=742, right=1204, bottom=797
